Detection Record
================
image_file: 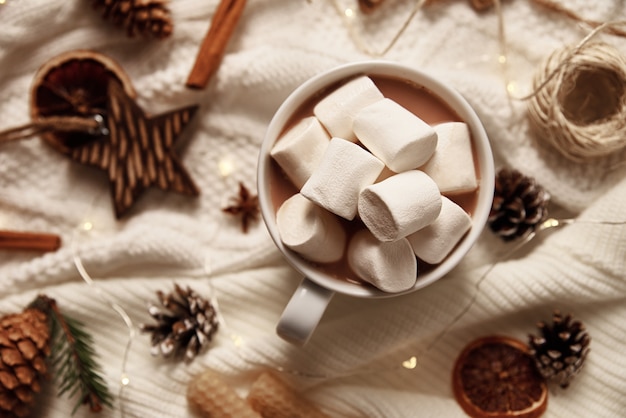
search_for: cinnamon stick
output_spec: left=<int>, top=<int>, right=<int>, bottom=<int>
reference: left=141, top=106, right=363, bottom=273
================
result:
left=186, top=0, right=247, bottom=89
left=0, top=230, right=61, bottom=252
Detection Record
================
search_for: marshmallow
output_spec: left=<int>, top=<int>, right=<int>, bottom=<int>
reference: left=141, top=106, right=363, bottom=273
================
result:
left=271, top=116, right=330, bottom=189
left=353, top=98, right=437, bottom=172
left=420, top=122, right=478, bottom=194
left=407, top=196, right=472, bottom=264
left=276, top=193, right=346, bottom=263
left=358, top=170, right=442, bottom=242
left=313, top=76, right=384, bottom=142
left=347, top=229, right=417, bottom=293
left=301, top=138, right=384, bottom=220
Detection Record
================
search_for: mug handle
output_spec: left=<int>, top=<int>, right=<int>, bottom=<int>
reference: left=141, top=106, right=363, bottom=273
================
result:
left=276, top=277, right=334, bottom=345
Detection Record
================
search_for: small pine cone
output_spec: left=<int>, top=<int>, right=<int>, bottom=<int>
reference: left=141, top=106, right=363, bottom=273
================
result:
left=0, top=309, right=51, bottom=418
left=488, top=168, right=550, bottom=241
left=358, top=0, right=385, bottom=14
left=92, top=0, right=173, bottom=39
left=140, top=284, right=219, bottom=362
left=470, top=0, right=495, bottom=11
left=528, top=311, right=591, bottom=388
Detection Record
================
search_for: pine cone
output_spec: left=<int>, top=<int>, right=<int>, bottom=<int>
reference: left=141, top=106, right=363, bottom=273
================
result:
left=92, top=0, right=173, bottom=39
left=0, top=309, right=50, bottom=418
left=141, top=284, right=219, bottom=362
left=470, top=0, right=495, bottom=11
left=358, top=0, right=385, bottom=14
left=528, top=311, right=591, bottom=388
left=488, top=168, right=550, bottom=241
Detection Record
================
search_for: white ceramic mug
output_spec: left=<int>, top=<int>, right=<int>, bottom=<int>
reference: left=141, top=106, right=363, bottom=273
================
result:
left=257, top=61, right=495, bottom=345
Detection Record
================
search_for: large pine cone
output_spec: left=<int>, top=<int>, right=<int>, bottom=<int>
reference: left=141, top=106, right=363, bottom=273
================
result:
left=141, top=284, right=219, bottom=362
left=488, top=168, right=550, bottom=241
left=0, top=309, right=50, bottom=418
left=92, top=0, right=173, bottom=39
left=528, top=311, right=591, bottom=388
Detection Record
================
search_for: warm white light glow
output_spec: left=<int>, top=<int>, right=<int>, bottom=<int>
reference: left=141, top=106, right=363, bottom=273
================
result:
left=218, top=156, right=235, bottom=178
left=543, top=218, right=560, bottom=229
left=231, top=334, right=244, bottom=348
left=506, top=81, right=517, bottom=94
left=402, top=356, right=418, bottom=369
left=121, top=373, right=130, bottom=386
left=344, top=7, right=354, bottom=18
left=82, top=221, right=94, bottom=231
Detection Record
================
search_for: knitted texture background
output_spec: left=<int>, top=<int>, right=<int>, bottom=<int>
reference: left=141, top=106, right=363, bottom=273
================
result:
left=0, top=0, right=625, bottom=417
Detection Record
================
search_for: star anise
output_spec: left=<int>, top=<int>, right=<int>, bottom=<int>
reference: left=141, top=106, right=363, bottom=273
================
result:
left=222, top=182, right=259, bottom=233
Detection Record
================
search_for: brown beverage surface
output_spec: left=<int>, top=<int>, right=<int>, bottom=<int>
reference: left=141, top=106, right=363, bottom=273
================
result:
left=269, top=74, right=480, bottom=286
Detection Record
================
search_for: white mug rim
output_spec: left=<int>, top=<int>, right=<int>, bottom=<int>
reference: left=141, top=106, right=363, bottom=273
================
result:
left=258, top=60, right=495, bottom=298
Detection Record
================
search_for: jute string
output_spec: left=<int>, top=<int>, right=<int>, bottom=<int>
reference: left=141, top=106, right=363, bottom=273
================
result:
left=500, top=16, right=626, bottom=163
left=0, top=115, right=103, bottom=144
left=525, top=40, right=626, bottom=161
left=493, top=0, right=626, bottom=162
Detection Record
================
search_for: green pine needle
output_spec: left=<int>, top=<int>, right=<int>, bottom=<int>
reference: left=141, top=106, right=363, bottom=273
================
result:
left=31, top=295, right=114, bottom=414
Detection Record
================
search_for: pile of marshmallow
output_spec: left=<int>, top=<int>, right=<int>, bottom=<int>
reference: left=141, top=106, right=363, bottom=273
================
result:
left=271, top=76, right=477, bottom=293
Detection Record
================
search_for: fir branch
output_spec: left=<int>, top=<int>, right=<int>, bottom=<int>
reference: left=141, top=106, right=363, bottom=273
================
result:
left=31, top=295, right=113, bottom=414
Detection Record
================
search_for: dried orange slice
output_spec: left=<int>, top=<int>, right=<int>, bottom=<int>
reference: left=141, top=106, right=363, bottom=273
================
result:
left=29, top=49, right=135, bottom=155
left=452, top=336, right=548, bottom=418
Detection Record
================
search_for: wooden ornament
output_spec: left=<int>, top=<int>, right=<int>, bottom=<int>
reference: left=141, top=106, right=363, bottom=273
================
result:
left=29, top=50, right=199, bottom=218
left=30, top=50, right=136, bottom=155
left=70, top=81, right=200, bottom=218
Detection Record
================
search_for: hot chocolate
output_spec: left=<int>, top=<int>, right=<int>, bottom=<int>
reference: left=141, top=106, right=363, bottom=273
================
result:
left=268, top=74, right=480, bottom=287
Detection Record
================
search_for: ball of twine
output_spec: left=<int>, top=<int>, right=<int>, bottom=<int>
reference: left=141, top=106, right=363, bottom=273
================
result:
left=527, top=41, right=626, bottom=162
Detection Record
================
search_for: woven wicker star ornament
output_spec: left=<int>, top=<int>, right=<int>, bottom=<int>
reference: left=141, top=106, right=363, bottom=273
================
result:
left=71, top=81, right=200, bottom=218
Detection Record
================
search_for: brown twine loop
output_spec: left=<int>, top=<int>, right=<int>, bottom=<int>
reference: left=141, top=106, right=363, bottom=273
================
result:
left=526, top=40, right=626, bottom=161
left=494, top=0, right=626, bottom=162
left=0, top=115, right=104, bottom=145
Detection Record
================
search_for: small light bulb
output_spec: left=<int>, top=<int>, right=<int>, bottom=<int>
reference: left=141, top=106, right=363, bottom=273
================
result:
left=506, top=81, right=517, bottom=94
left=218, top=156, right=235, bottom=178
left=121, top=373, right=130, bottom=386
left=231, top=334, right=244, bottom=348
left=543, top=218, right=560, bottom=229
left=498, top=55, right=507, bottom=64
left=344, top=7, right=354, bottom=18
left=82, top=221, right=94, bottom=231
left=402, top=356, right=418, bottom=370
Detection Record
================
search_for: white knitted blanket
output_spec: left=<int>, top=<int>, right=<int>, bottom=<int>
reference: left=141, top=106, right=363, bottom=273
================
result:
left=1, top=1, right=625, bottom=417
